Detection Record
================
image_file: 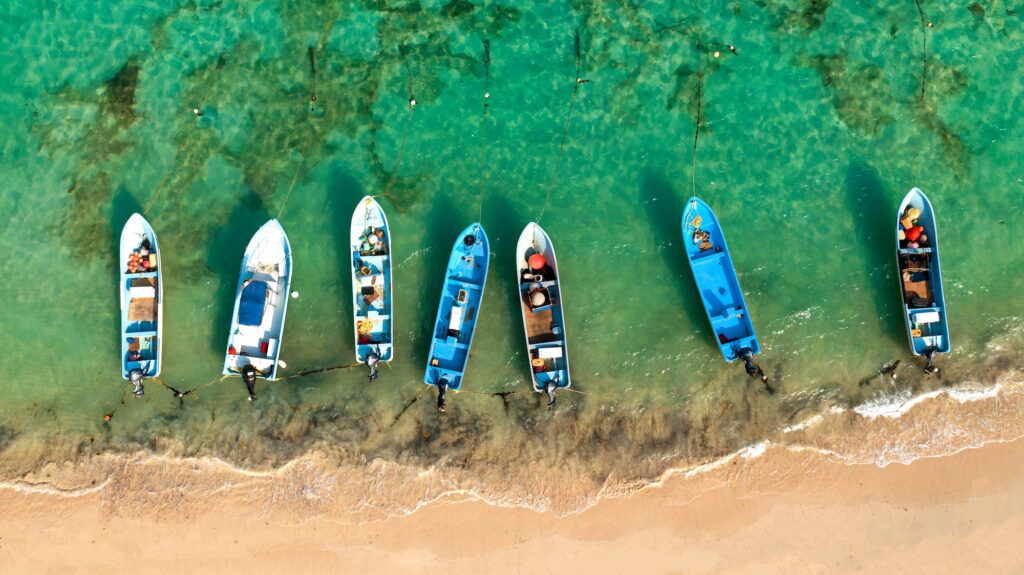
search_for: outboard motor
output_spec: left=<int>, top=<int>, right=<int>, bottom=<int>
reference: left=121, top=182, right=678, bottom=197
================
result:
left=366, top=351, right=380, bottom=384
left=740, top=348, right=769, bottom=383
left=923, top=348, right=940, bottom=375
left=128, top=369, right=145, bottom=398
left=545, top=381, right=557, bottom=410
left=242, top=364, right=258, bottom=401
left=437, top=378, right=449, bottom=413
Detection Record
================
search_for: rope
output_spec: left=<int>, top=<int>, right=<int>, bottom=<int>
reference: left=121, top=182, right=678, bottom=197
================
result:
left=691, top=75, right=703, bottom=201
left=537, top=29, right=588, bottom=225
left=281, top=362, right=360, bottom=380
left=143, top=115, right=198, bottom=217
left=372, top=56, right=417, bottom=215
left=478, top=37, right=491, bottom=222
left=913, top=0, right=929, bottom=103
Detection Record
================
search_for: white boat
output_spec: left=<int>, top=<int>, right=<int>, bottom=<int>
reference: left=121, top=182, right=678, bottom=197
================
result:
left=516, top=222, right=571, bottom=408
left=350, top=196, right=393, bottom=382
left=223, top=219, right=292, bottom=397
left=119, top=213, right=163, bottom=397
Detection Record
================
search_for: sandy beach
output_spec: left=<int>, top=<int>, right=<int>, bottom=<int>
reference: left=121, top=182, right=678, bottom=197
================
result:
left=2, top=435, right=1022, bottom=575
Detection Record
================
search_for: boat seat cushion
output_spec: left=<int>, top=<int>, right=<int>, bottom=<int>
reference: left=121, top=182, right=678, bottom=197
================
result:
left=239, top=281, right=269, bottom=326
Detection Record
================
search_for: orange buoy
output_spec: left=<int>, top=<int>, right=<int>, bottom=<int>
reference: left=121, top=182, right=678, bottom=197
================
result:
left=528, top=253, right=546, bottom=270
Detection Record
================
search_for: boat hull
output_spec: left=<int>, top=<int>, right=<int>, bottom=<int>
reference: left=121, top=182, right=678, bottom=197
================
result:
left=516, top=223, right=571, bottom=392
left=223, top=219, right=293, bottom=381
left=350, top=196, right=394, bottom=364
left=895, top=187, right=951, bottom=355
left=681, top=197, right=761, bottom=362
left=424, top=223, right=489, bottom=391
left=119, top=213, right=163, bottom=378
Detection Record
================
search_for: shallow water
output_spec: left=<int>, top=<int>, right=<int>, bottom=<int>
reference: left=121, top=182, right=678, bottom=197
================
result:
left=0, top=1, right=1022, bottom=514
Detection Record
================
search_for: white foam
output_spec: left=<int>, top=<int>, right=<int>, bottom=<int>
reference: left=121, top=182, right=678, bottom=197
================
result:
left=854, top=382, right=1003, bottom=420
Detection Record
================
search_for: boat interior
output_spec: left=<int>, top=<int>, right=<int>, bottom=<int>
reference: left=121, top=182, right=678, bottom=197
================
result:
left=684, top=214, right=757, bottom=360
left=227, top=265, right=286, bottom=375
left=426, top=228, right=488, bottom=390
left=354, top=251, right=393, bottom=360
left=899, top=250, right=949, bottom=353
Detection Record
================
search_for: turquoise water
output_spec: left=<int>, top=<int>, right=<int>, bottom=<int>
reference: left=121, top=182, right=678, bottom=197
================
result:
left=0, top=1, right=1022, bottom=510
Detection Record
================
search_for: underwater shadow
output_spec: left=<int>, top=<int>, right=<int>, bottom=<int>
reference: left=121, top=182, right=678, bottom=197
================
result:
left=410, top=194, right=464, bottom=369
left=639, top=170, right=715, bottom=353
left=326, top=165, right=369, bottom=354
left=843, top=161, right=902, bottom=345
left=482, top=195, right=525, bottom=347
left=109, top=188, right=145, bottom=350
left=205, top=190, right=272, bottom=358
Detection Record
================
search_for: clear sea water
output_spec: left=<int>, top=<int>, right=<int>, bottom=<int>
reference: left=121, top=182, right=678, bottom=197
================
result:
left=0, top=0, right=1022, bottom=513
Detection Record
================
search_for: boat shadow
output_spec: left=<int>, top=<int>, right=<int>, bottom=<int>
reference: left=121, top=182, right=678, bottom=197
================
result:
left=326, top=165, right=368, bottom=356
left=638, top=171, right=715, bottom=353
left=482, top=195, right=533, bottom=384
left=409, top=194, right=463, bottom=370
left=109, top=188, right=145, bottom=362
left=844, top=161, right=903, bottom=345
left=205, top=190, right=272, bottom=359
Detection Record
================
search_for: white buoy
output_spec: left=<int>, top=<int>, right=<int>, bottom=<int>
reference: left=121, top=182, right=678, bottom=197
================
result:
left=291, top=291, right=299, bottom=298
left=278, top=360, right=287, bottom=369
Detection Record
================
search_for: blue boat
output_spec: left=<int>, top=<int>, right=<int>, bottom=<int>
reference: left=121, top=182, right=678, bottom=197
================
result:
left=896, top=187, right=950, bottom=369
left=350, top=196, right=393, bottom=382
left=119, top=213, right=163, bottom=398
left=424, top=223, right=489, bottom=411
left=681, top=198, right=765, bottom=378
left=223, top=219, right=293, bottom=399
left=516, top=222, right=571, bottom=408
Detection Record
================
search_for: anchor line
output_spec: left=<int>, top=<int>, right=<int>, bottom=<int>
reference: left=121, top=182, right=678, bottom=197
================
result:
left=479, top=37, right=492, bottom=222
left=913, top=0, right=928, bottom=103
left=373, top=56, right=416, bottom=215
left=537, top=29, right=587, bottom=225
left=143, top=96, right=209, bottom=217
left=691, top=74, right=704, bottom=201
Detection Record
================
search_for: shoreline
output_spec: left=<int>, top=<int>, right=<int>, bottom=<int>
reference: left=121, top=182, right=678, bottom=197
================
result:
left=3, top=431, right=1024, bottom=573
left=1, top=368, right=1022, bottom=521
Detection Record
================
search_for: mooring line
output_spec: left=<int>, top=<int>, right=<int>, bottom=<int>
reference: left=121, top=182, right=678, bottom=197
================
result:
left=913, top=0, right=929, bottom=103
left=690, top=74, right=704, bottom=200
left=478, top=37, right=492, bottom=222
left=372, top=55, right=417, bottom=215
left=537, top=29, right=588, bottom=225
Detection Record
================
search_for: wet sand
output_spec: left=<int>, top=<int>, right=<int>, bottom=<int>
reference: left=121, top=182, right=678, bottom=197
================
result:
left=2, top=435, right=1023, bottom=574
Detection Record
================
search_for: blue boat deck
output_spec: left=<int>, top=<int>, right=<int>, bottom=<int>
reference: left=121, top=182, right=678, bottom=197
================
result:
left=682, top=198, right=761, bottom=362
left=424, top=224, right=489, bottom=392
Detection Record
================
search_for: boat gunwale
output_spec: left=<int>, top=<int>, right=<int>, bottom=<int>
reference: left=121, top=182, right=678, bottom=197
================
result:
left=681, top=197, right=761, bottom=362
left=516, top=222, right=572, bottom=392
left=222, top=218, right=293, bottom=381
left=350, top=195, right=394, bottom=365
left=423, top=222, right=490, bottom=391
left=119, top=213, right=163, bottom=379
left=895, top=187, right=951, bottom=356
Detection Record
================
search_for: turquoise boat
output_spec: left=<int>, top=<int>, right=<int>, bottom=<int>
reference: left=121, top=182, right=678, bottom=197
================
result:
left=516, top=222, right=571, bottom=408
left=119, top=213, right=162, bottom=398
left=896, top=187, right=950, bottom=371
left=681, top=198, right=766, bottom=379
left=350, top=196, right=393, bottom=382
left=424, top=223, right=489, bottom=411
left=223, top=219, right=292, bottom=399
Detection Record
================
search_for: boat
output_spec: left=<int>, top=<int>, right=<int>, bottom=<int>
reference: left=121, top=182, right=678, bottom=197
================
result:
left=119, top=213, right=163, bottom=398
left=424, top=223, right=489, bottom=411
left=350, top=196, right=393, bottom=382
left=681, top=197, right=766, bottom=379
left=516, top=222, right=571, bottom=408
left=223, top=219, right=293, bottom=399
left=895, top=187, right=950, bottom=370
